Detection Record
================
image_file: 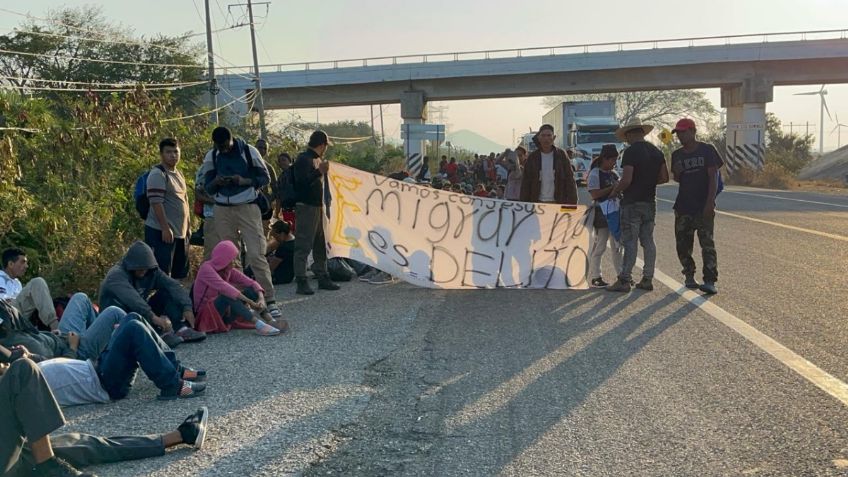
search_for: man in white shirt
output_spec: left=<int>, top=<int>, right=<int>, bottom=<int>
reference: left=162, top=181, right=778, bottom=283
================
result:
left=1, top=248, right=59, bottom=331
left=519, top=125, right=578, bottom=205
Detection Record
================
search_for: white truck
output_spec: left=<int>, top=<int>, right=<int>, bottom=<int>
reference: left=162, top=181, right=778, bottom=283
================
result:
left=542, top=100, right=624, bottom=185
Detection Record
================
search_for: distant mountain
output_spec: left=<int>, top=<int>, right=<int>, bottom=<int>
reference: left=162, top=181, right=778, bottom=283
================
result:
left=446, top=130, right=508, bottom=154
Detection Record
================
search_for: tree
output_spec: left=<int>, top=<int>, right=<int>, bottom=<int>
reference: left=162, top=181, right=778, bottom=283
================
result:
left=0, top=6, right=205, bottom=109
left=764, top=113, right=814, bottom=174
left=542, top=90, right=719, bottom=130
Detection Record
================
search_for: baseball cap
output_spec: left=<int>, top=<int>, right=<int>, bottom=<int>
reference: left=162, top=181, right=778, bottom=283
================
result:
left=672, top=118, right=696, bottom=134
left=308, top=130, right=333, bottom=148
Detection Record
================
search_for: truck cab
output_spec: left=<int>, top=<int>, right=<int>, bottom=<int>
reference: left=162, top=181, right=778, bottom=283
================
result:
left=567, top=118, right=624, bottom=185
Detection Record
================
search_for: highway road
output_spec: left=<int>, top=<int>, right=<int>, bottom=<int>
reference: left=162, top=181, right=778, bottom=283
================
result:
left=63, top=185, right=848, bottom=477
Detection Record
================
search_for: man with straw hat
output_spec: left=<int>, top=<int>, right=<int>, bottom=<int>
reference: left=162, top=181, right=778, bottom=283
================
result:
left=606, top=118, right=669, bottom=293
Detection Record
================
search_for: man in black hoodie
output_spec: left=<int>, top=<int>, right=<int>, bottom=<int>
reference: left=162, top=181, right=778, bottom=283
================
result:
left=98, top=242, right=205, bottom=347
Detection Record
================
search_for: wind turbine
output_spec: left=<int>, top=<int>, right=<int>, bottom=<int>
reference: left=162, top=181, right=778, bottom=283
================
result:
left=795, top=85, right=831, bottom=155
left=832, top=113, right=847, bottom=149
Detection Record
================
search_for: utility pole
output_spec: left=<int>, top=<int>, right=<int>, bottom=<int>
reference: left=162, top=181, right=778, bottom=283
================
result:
left=204, top=0, right=219, bottom=124
left=379, top=105, right=385, bottom=148
left=246, top=0, right=267, bottom=140
left=370, top=105, right=376, bottom=144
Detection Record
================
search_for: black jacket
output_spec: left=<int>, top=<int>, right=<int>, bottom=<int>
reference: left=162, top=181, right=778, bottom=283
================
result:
left=293, top=148, right=324, bottom=206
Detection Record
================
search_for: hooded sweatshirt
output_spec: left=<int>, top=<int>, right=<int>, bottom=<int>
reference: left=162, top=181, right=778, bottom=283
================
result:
left=192, top=240, right=263, bottom=333
left=98, top=241, right=192, bottom=320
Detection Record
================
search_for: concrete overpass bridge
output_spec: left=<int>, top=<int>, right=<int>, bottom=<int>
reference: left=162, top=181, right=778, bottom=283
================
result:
left=219, top=29, right=848, bottom=174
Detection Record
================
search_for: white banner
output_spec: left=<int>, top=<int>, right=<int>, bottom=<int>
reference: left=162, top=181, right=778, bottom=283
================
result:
left=323, top=163, right=591, bottom=290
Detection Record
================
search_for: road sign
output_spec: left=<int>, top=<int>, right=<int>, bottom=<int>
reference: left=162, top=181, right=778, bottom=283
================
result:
left=401, top=124, right=446, bottom=141
left=726, top=123, right=764, bottom=131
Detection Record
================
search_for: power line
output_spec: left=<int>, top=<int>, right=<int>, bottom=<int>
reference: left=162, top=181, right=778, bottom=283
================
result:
left=0, top=75, right=206, bottom=88
left=0, top=82, right=206, bottom=93
left=0, top=47, right=202, bottom=69
left=5, top=27, right=184, bottom=54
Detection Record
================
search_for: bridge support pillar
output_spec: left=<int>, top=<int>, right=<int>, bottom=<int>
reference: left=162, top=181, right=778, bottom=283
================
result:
left=721, top=78, right=773, bottom=173
left=400, top=90, right=427, bottom=178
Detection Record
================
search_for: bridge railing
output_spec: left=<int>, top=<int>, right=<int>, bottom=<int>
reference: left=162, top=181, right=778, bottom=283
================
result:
left=219, top=29, right=848, bottom=77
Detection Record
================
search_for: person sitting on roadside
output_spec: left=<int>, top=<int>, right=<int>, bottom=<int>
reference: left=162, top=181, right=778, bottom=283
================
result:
left=34, top=310, right=207, bottom=402
left=0, top=350, right=208, bottom=477
left=265, top=220, right=295, bottom=285
left=1, top=248, right=61, bottom=331
left=473, top=184, right=489, bottom=197
left=98, top=241, right=205, bottom=348
left=193, top=240, right=286, bottom=335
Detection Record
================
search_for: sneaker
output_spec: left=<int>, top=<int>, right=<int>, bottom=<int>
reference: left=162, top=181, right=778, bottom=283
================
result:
left=605, top=278, right=631, bottom=293
left=296, top=277, right=314, bottom=295
left=591, top=277, right=609, bottom=288
left=176, top=327, right=207, bottom=343
left=267, top=303, right=283, bottom=320
left=180, top=367, right=207, bottom=382
left=158, top=380, right=206, bottom=401
left=634, top=278, right=654, bottom=291
left=317, top=276, right=340, bottom=291
left=699, top=282, right=718, bottom=295
left=368, top=271, right=395, bottom=285
left=178, top=407, right=209, bottom=450
left=32, top=457, right=97, bottom=477
left=684, top=275, right=699, bottom=289
left=161, top=332, right=183, bottom=349
left=358, top=269, right=378, bottom=282
left=256, top=321, right=281, bottom=336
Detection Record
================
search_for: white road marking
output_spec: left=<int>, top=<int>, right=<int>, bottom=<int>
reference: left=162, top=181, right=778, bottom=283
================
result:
left=722, top=190, right=848, bottom=209
left=656, top=198, right=848, bottom=242
left=640, top=258, right=848, bottom=408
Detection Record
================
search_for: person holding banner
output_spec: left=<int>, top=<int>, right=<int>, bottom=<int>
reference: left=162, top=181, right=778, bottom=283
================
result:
left=292, top=131, right=341, bottom=296
left=587, top=145, right=624, bottom=288
left=519, top=124, right=579, bottom=205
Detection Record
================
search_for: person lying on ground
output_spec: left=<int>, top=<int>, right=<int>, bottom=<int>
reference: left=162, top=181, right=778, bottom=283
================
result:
left=0, top=298, right=74, bottom=361
left=1, top=248, right=61, bottom=331
left=98, top=241, right=205, bottom=348
left=193, top=240, right=286, bottom=335
left=34, top=312, right=207, bottom=402
left=0, top=355, right=208, bottom=477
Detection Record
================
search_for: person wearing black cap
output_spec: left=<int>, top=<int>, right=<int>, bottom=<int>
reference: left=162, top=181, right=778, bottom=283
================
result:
left=292, top=130, right=340, bottom=295
left=670, top=118, right=722, bottom=295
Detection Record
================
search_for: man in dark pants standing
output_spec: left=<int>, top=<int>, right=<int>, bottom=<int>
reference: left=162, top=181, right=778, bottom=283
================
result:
left=144, top=138, right=190, bottom=280
left=670, top=118, right=722, bottom=295
left=292, top=131, right=340, bottom=295
left=606, top=118, right=669, bottom=293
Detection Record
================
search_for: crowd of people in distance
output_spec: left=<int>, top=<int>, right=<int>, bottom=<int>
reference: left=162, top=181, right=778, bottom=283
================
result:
left=0, top=115, right=723, bottom=475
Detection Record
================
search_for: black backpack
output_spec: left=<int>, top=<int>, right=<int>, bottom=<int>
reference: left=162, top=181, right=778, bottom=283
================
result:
left=280, top=167, right=297, bottom=208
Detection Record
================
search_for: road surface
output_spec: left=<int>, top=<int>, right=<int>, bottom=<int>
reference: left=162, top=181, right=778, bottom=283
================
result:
left=63, top=185, right=848, bottom=476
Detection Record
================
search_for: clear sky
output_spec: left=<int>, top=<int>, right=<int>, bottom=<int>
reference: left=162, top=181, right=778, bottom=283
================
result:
left=5, top=0, right=848, bottom=150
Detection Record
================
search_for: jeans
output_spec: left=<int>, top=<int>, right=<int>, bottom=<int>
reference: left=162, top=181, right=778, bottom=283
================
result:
left=215, top=287, right=258, bottom=324
left=144, top=225, right=189, bottom=279
left=588, top=227, right=624, bottom=280
left=294, top=203, right=328, bottom=279
left=618, top=201, right=657, bottom=282
left=675, top=212, right=718, bottom=282
left=0, top=359, right=66, bottom=476
left=58, top=295, right=127, bottom=361
left=96, top=314, right=181, bottom=400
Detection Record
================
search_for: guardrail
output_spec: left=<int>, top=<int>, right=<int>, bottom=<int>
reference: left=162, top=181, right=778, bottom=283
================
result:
left=219, top=29, right=848, bottom=77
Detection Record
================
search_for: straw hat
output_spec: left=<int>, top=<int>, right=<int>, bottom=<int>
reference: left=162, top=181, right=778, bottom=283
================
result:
left=615, top=118, right=654, bottom=141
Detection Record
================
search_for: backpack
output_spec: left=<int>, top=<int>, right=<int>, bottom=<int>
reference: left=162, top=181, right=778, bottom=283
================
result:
left=133, top=164, right=166, bottom=220
left=211, top=139, right=273, bottom=220
left=716, top=170, right=724, bottom=196
left=280, top=167, right=297, bottom=208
